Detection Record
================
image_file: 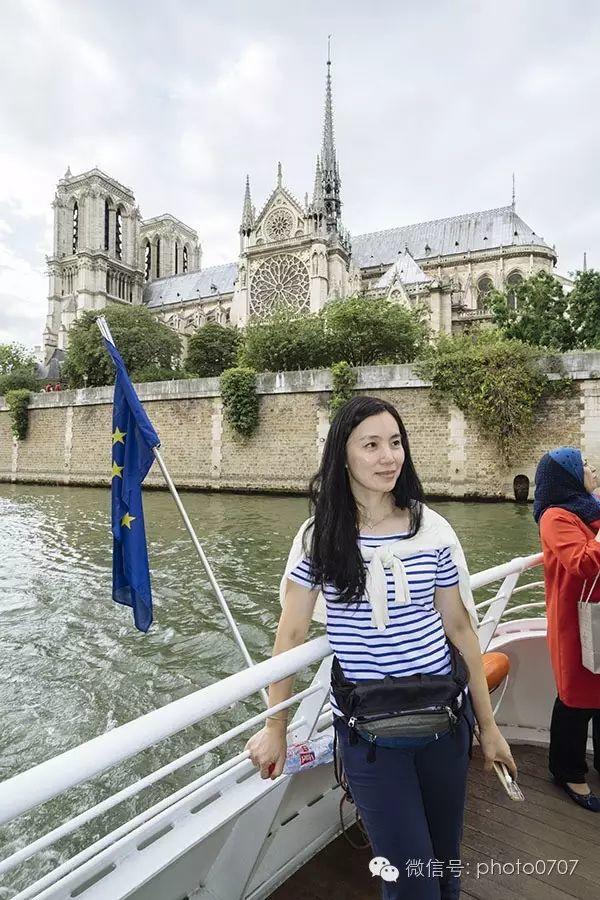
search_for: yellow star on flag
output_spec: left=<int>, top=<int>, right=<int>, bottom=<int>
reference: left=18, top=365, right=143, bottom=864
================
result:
left=121, top=513, right=136, bottom=529
left=111, top=461, right=123, bottom=479
left=112, top=427, right=127, bottom=445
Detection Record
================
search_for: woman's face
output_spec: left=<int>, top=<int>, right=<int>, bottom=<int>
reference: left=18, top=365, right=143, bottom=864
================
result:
left=583, top=457, right=598, bottom=493
left=345, top=411, right=405, bottom=493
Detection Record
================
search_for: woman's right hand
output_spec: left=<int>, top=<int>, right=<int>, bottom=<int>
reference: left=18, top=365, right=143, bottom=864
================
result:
left=244, top=724, right=288, bottom=780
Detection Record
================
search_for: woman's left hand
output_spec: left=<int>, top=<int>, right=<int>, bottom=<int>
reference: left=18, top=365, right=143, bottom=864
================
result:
left=476, top=722, right=517, bottom=779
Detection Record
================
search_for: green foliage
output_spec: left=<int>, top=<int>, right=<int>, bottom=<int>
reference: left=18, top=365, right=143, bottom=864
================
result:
left=329, top=361, right=357, bottom=421
left=416, top=330, right=570, bottom=464
left=322, top=295, right=428, bottom=366
left=220, top=367, right=259, bottom=437
left=0, top=342, right=36, bottom=376
left=5, top=389, right=31, bottom=441
left=0, top=370, right=41, bottom=395
left=239, top=309, right=329, bottom=372
left=62, top=306, right=182, bottom=388
left=186, top=323, right=242, bottom=377
left=238, top=297, right=427, bottom=373
left=129, top=366, right=190, bottom=384
left=490, top=270, right=577, bottom=351
left=568, top=269, right=600, bottom=347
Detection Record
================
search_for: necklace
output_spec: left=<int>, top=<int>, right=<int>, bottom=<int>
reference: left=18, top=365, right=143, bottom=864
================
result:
left=360, top=503, right=395, bottom=531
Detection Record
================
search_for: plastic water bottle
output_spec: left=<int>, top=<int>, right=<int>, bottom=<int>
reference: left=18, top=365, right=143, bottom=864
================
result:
left=282, top=734, right=334, bottom=774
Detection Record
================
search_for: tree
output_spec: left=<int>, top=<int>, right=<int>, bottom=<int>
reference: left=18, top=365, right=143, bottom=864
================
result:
left=321, top=295, right=428, bottom=365
left=567, top=269, right=600, bottom=348
left=62, top=306, right=182, bottom=388
left=0, top=342, right=39, bottom=395
left=0, top=342, right=36, bottom=376
left=239, top=308, right=330, bottom=372
left=186, top=322, right=242, bottom=377
left=490, top=270, right=578, bottom=351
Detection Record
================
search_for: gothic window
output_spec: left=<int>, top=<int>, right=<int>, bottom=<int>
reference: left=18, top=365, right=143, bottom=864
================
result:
left=144, top=241, right=151, bottom=282
left=129, top=280, right=133, bottom=303
left=175, top=242, right=179, bottom=275
left=249, top=254, right=310, bottom=317
left=106, top=271, right=110, bottom=293
left=72, top=201, right=79, bottom=253
left=506, top=271, right=524, bottom=311
left=265, top=208, right=294, bottom=241
left=183, top=245, right=188, bottom=273
left=476, top=275, right=494, bottom=311
left=115, top=208, right=123, bottom=260
left=156, top=238, right=161, bottom=278
left=104, top=201, right=110, bottom=251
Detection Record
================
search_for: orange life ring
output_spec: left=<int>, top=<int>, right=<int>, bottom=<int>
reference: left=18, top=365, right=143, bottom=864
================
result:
left=482, top=651, right=510, bottom=693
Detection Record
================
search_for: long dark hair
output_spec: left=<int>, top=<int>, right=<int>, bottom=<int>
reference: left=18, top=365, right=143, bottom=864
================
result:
left=306, top=395, right=424, bottom=606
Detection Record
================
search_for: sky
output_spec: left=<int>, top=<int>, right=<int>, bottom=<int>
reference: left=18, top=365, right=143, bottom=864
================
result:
left=1, top=0, right=599, bottom=349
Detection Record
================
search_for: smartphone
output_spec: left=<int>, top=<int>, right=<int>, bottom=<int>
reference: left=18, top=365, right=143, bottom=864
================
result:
left=492, top=761, right=525, bottom=801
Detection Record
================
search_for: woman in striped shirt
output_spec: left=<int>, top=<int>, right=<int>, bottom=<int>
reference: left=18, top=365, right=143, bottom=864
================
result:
left=246, top=396, right=515, bottom=899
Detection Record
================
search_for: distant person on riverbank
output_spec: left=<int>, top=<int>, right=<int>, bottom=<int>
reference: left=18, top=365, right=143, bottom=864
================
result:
left=246, top=395, right=516, bottom=899
left=534, top=447, right=600, bottom=812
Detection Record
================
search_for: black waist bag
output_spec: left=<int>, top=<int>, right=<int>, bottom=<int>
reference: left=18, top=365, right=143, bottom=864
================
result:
left=331, top=640, right=470, bottom=762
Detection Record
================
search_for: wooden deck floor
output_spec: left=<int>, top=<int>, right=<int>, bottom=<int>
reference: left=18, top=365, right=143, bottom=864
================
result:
left=270, top=743, right=600, bottom=899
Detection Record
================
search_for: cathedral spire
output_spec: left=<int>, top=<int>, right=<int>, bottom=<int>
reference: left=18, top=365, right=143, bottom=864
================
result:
left=320, top=38, right=341, bottom=231
left=312, top=155, right=325, bottom=211
left=240, top=175, right=254, bottom=235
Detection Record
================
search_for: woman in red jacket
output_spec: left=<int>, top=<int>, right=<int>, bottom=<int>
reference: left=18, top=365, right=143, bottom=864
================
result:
left=534, top=447, right=600, bottom=811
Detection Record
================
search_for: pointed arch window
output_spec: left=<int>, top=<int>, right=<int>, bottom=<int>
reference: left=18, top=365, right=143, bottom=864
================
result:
left=476, top=275, right=494, bottom=311
left=175, top=242, right=179, bottom=275
left=104, top=201, right=110, bottom=251
left=115, top=208, right=123, bottom=260
left=72, top=201, right=79, bottom=253
left=156, top=238, right=161, bottom=278
left=183, top=245, right=188, bottom=273
left=144, top=241, right=151, bottom=282
left=506, top=271, right=524, bottom=311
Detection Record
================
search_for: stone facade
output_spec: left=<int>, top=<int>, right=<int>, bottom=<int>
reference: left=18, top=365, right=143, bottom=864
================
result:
left=1, top=355, right=595, bottom=500
left=42, top=57, right=564, bottom=365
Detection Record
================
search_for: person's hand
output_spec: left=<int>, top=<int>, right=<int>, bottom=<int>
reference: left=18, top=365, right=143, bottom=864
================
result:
left=244, top=725, right=288, bottom=780
left=477, top=722, right=517, bottom=779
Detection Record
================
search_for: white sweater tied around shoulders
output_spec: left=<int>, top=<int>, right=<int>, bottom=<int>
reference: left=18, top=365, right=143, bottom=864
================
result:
left=279, top=504, right=479, bottom=634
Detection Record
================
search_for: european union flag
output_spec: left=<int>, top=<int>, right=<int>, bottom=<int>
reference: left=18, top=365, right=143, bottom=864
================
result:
left=103, top=337, right=160, bottom=632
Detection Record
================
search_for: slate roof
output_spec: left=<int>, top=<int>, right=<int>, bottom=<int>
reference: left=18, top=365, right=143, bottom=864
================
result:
left=144, top=263, right=238, bottom=308
left=374, top=251, right=432, bottom=289
left=352, top=206, right=551, bottom=270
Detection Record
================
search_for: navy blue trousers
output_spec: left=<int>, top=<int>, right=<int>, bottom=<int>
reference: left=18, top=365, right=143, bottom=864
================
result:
left=333, top=697, right=475, bottom=899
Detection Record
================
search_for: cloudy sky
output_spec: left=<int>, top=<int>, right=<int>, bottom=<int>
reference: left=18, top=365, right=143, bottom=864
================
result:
left=1, top=0, right=599, bottom=348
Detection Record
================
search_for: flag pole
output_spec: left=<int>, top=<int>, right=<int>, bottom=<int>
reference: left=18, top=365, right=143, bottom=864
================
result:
left=97, top=317, right=269, bottom=709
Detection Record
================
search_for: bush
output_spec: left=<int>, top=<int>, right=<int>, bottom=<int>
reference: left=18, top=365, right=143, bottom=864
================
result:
left=220, top=367, right=259, bottom=437
left=0, top=370, right=41, bottom=395
left=322, top=295, right=428, bottom=366
left=416, top=330, right=571, bottom=464
left=240, top=309, right=329, bottom=372
left=5, top=389, right=31, bottom=440
left=62, top=306, right=182, bottom=388
left=186, top=323, right=242, bottom=377
left=329, top=361, right=357, bottom=421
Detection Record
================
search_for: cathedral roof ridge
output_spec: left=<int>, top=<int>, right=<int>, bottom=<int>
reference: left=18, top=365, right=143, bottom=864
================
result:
left=355, top=204, right=518, bottom=241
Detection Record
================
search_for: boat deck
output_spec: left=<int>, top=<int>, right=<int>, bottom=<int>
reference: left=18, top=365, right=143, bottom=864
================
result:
left=270, top=742, right=600, bottom=899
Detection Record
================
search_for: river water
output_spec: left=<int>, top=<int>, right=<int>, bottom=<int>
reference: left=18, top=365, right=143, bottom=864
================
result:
left=0, top=484, right=543, bottom=895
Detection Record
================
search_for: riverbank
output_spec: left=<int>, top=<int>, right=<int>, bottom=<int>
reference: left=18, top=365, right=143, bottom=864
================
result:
left=2, top=353, right=599, bottom=499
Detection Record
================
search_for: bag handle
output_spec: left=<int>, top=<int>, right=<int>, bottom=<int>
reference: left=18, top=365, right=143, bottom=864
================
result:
left=580, top=571, right=600, bottom=605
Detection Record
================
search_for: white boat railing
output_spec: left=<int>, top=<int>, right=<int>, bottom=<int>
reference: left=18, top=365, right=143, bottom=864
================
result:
left=0, top=550, right=544, bottom=900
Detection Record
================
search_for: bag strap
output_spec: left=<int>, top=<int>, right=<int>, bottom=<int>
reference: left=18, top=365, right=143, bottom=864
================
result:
left=580, top=571, right=600, bottom=605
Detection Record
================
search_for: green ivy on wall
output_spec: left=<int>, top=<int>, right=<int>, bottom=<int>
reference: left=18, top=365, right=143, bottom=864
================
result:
left=5, top=389, right=31, bottom=441
left=220, top=367, right=259, bottom=438
left=329, top=361, right=357, bottom=422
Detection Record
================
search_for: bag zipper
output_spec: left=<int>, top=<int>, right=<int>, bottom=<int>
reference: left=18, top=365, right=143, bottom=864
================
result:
left=347, top=704, right=458, bottom=736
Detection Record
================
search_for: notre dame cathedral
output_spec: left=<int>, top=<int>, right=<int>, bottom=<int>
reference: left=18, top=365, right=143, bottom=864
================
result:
left=43, top=57, right=561, bottom=365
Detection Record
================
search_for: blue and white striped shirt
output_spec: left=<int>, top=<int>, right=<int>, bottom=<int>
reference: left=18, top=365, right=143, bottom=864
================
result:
left=287, top=531, right=460, bottom=717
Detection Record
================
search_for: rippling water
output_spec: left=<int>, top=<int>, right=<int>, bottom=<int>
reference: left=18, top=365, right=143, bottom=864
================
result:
left=0, top=485, right=542, bottom=895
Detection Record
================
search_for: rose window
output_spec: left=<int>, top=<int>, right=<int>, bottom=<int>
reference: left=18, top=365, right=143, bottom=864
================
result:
left=249, top=254, right=310, bottom=317
left=265, top=208, right=294, bottom=241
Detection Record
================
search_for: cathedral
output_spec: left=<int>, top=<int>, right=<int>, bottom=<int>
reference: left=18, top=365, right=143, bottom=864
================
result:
left=43, top=57, right=560, bottom=365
